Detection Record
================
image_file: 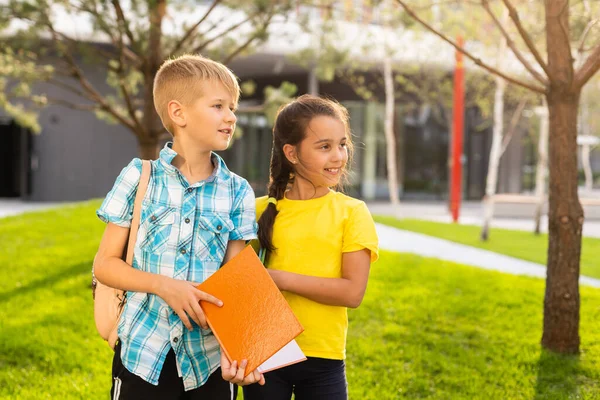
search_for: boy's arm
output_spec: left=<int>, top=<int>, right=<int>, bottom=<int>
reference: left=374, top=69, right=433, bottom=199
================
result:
left=94, top=222, right=223, bottom=331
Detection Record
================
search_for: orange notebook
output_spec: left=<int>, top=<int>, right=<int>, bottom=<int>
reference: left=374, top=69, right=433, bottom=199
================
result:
left=196, top=245, right=306, bottom=376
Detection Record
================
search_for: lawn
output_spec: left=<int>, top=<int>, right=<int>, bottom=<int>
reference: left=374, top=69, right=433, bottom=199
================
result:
left=1, top=202, right=599, bottom=399
left=373, top=216, right=600, bottom=280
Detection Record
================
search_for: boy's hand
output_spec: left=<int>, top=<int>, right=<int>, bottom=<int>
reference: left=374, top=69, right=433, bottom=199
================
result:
left=220, top=350, right=265, bottom=386
left=156, top=277, right=222, bottom=331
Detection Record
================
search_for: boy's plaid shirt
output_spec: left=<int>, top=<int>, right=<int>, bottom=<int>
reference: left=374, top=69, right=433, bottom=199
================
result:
left=97, top=143, right=257, bottom=390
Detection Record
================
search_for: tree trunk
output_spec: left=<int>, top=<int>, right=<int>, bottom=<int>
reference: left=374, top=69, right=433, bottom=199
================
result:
left=542, top=89, right=584, bottom=354
left=138, top=138, right=161, bottom=159
left=534, top=100, right=549, bottom=235
left=383, top=55, right=399, bottom=205
left=542, top=0, right=584, bottom=354
left=137, top=0, right=166, bottom=160
left=481, top=75, right=506, bottom=241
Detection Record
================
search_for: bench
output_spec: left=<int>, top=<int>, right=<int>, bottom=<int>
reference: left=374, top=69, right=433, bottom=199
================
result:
left=489, top=194, right=600, bottom=220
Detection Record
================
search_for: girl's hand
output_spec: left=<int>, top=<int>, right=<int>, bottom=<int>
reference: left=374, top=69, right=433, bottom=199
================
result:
left=220, top=349, right=266, bottom=386
left=155, top=276, right=222, bottom=331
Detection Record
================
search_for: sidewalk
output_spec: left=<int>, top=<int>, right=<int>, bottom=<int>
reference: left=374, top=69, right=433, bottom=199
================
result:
left=0, top=199, right=65, bottom=218
left=367, top=201, right=600, bottom=238
left=376, top=223, right=600, bottom=288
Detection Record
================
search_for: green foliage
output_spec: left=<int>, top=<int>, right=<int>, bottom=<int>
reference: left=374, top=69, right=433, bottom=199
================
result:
left=373, top=216, right=600, bottom=279
left=262, top=81, right=298, bottom=126
left=1, top=0, right=288, bottom=139
left=0, top=47, right=53, bottom=133
left=1, top=202, right=600, bottom=399
left=289, top=18, right=350, bottom=82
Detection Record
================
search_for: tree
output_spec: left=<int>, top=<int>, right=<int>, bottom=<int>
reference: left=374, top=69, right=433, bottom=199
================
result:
left=533, top=98, right=549, bottom=235
left=395, top=0, right=600, bottom=354
left=0, top=0, right=291, bottom=158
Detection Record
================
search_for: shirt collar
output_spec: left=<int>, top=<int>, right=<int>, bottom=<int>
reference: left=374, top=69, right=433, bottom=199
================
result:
left=158, top=142, right=231, bottom=183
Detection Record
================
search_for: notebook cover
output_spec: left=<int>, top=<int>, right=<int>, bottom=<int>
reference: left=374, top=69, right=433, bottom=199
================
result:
left=197, top=245, right=304, bottom=376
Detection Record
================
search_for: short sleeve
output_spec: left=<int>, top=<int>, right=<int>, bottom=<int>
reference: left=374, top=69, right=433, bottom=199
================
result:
left=96, top=158, right=143, bottom=228
left=342, top=201, right=379, bottom=263
left=228, top=179, right=258, bottom=241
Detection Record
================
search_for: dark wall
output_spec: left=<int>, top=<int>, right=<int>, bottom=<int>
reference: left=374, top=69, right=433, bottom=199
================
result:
left=29, top=58, right=138, bottom=202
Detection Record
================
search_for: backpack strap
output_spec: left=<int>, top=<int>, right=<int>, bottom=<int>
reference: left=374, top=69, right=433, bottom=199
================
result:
left=125, top=160, right=151, bottom=265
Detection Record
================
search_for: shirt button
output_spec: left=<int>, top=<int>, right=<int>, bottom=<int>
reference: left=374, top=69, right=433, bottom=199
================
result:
left=185, top=218, right=190, bottom=224
left=186, top=188, right=193, bottom=193
left=150, top=215, right=157, bottom=221
left=173, top=337, right=179, bottom=343
left=216, top=225, right=222, bottom=231
left=180, top=248, right=187, bottom=255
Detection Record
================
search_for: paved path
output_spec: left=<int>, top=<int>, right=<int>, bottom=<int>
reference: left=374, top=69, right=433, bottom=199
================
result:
left=0, top=199, right=64, bottom=218
left=376, top=223, right=600, bottom=288
left=368, top=202, right=600, bottom=238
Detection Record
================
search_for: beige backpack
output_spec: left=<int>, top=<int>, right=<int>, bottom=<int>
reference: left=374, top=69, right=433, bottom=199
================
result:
left=92, top=160, right=151, bottom=349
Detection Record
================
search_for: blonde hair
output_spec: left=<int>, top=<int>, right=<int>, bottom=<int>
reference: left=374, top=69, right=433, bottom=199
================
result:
left=153, top=54, right=240, bottom=134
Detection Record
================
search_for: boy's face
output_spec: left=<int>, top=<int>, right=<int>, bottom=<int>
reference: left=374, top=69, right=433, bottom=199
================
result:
left=179, top=81, right=237, bottom=151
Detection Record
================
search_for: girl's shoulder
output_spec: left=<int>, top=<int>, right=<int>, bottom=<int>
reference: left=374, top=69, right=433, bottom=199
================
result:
left=330, top=191, right=366, bottom=210
left=255, top=195, right=270, bottom=217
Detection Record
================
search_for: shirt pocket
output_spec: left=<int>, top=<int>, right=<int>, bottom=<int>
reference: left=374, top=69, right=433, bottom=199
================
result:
left=139, top=204, right=176, bottom=255
left=194, top=213, right=234, bottom=262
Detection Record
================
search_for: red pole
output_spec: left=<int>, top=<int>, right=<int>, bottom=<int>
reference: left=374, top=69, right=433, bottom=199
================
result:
left=450, top=36, right=465, bottom=223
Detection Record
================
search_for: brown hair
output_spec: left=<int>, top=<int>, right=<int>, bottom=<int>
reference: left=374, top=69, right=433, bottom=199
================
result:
left=153, top=54, right=240, bottom=134
left=257, top=94, right=353, bottom=252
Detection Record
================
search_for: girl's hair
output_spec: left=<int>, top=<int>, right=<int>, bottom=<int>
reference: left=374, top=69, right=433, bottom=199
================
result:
left=257, top=94, right=353, bottom=252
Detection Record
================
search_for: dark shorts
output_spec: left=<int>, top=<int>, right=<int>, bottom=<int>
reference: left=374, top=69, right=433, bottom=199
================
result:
left=110, top=341, right=237, bottom=400
left=243, top=357, right=347, bottom=400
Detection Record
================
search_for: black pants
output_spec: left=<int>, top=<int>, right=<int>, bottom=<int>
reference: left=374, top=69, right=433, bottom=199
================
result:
left=243, top=357, right=347, bottom=400
left=110, top=341, right=237, bottom=400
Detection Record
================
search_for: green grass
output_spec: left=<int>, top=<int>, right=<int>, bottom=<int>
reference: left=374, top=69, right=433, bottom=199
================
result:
left=1, top=202, right=600, bottom=399
left=374, top=216, right=600, bottom=280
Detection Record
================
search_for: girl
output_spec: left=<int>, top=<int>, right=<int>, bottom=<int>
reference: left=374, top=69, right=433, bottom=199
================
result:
left=244, top=95, right=379, bottom=400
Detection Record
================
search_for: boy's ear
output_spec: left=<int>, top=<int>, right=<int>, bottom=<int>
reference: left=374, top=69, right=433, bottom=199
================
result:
left=168, top=100, right=186, bottom=128
left=282, top=144, right=298, bottom=165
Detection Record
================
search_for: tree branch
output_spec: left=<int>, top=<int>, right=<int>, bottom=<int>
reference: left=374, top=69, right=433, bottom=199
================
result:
left=500, top=97, right=528, bottom=155
left=48, top=27, right=135, bottom=131
left=170, top=0, right=222, bottom=55
left=73, top=0, right=119, bottom=48
left=47, top=77, right=88, bottom=98
left=46, top=98, right=99, bottom=111
left=191, top=13, right=256, bottom=54
left=394, top=0, right=546, bottom=94
left=574, top=42, right=600, bottom=88
left=111, top=0, right=138, bottom=49
left=577, top=18, right=599, bottom=57
left=481, top=0, right=548, bottom=86
left=221, top=13, right=274, bottom=64
left=500, top=0, right=551, bottom=80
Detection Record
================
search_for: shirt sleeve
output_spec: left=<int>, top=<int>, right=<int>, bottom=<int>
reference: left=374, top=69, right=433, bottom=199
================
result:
left=229, top=179, right=258, bottom=241
left=96, top=158, right=143, bottom=228
left=342, top=201, right=379, bottom=263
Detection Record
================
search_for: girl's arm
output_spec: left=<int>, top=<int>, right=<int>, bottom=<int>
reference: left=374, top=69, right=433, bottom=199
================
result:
left=94, top=222, right=223, bottom=331
left=267, top=248, right=371, bottom=308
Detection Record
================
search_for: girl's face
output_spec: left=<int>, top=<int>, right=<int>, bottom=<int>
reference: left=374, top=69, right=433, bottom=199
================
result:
left=286, top=116, right=349, bottom=188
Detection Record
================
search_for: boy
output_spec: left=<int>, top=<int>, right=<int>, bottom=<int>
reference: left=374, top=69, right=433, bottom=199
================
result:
left=94, top=54, right=264, bottom=400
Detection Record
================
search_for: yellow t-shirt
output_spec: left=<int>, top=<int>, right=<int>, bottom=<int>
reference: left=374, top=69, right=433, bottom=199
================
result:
left=255, top=191, right=379, bottom=360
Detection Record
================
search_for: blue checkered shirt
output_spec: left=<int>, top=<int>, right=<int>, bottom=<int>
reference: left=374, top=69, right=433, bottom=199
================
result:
left=97, top=143, right=257, bottom=390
